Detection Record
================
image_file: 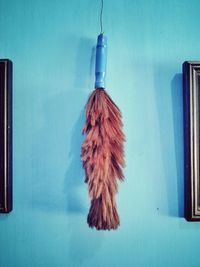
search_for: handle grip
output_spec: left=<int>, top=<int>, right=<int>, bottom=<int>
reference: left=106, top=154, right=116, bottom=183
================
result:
left=95, top=34, right=107, bottom=88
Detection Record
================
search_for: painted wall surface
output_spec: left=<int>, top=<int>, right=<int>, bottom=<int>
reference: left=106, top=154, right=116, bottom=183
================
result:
left=0, top=0, right=200, bottom=266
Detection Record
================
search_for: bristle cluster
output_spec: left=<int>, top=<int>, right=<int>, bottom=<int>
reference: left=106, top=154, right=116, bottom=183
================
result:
left=81, top=88, right=125, bottom=230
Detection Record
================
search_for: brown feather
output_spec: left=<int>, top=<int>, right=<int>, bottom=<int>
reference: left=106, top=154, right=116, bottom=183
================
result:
left=81, top=88, right=125, bottom=230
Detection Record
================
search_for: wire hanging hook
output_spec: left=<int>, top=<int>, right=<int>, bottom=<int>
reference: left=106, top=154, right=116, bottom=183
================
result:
left=100, top=0, right=104, bottom=33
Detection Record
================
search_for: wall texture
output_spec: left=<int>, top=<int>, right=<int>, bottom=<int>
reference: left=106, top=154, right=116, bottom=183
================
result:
left=0, top=0, right=200, bottom=266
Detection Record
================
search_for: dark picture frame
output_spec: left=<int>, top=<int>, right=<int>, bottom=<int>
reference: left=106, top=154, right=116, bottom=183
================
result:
left=183, top=61, right=200, bottom=221
left=0, top=59, right=12, bottom=213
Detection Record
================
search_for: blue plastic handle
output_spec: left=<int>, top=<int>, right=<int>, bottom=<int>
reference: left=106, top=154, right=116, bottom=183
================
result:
left=95, top=33, right=107, bottom=88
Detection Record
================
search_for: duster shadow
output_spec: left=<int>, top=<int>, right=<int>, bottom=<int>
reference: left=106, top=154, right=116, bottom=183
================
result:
left=65, top=37, right=104, bottom=263
left=64, top=110, right=86, bottom=213
left=29, top=36, right=95, bottom=214
left=64, top=37, right=95, bottom=213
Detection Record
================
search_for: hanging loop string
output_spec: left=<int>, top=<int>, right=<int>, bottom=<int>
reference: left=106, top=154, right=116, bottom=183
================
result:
left=100, top=0, right=104, bottom=33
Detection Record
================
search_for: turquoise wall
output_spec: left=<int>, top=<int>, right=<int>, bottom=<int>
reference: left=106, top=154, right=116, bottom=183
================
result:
left=1, top=0, right=200, bottom=266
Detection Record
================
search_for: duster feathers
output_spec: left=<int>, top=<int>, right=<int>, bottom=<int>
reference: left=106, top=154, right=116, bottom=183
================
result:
left=81, top=88, right=125, bottom=230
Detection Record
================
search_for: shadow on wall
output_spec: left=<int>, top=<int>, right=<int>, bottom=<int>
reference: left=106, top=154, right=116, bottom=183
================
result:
left=171, top=73, right=184, bottom=217
left=64, top=37, right=96, bottom=213
left=154, top=67, right=184, bottom=218
left=30, top=91, right=87, bottom=213
left=65, top=38, right=104, bottom=263
left=30, top=36, right=96, bottom=214
left=64, top=109, right=85, bottom=213
left=0, top=213, right=11, bottom=221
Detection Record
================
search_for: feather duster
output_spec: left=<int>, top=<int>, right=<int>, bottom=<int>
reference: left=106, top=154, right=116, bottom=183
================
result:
left=81, top=34, right=125, bottom=230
